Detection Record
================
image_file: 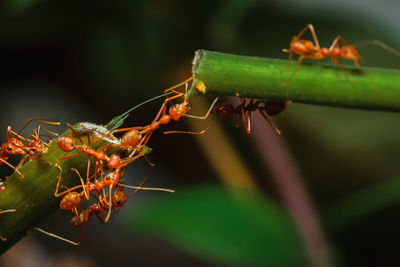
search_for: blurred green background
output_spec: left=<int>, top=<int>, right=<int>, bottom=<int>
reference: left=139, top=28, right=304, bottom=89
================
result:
left=1, top=0, right=400, bottom=266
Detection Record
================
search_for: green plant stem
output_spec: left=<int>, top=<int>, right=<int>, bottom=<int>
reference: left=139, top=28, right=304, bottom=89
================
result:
left=0, top=123, right=124, bottom=254
left=191, top=50, right=400, bottom=111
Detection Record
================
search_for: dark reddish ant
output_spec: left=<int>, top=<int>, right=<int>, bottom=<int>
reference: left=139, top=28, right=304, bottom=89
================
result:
left=214, top=94, right=291, bottom=135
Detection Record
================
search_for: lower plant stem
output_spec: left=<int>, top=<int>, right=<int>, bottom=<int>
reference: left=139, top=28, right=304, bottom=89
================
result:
left=251, top=113, right=332, bottom=267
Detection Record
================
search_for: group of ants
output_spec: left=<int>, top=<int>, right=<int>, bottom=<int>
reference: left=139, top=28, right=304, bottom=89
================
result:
left=0, top=24, right=398, bottom=246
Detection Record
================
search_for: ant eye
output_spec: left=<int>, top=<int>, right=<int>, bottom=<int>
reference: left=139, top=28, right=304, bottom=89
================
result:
left=7, top=146, right=12, bottom=151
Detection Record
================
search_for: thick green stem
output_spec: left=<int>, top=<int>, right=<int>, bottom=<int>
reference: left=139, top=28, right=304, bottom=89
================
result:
left=191, top=50, right=400, bottom=111
left=0, top=123, right=125, bottom=253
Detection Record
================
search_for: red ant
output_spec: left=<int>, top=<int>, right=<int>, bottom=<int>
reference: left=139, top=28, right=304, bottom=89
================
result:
left=282, top=24, right=362, bottom=86
left=282, top=24, right=400, bottom=86
left=54, top=164, right=173, bottom=217
left=111, top=77, right=218, bottom=149
left=37, top=177, right=172, bottom=245
left=56, top=125, right=169, bottom=221
left=214, top=94, right=291, bottom=135
left=35, top=186, right=127, bottom=246
left=0, top=119, right=59, bottom=191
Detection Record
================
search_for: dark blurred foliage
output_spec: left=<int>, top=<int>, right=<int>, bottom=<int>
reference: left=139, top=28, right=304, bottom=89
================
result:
left=1, top=0, right=400, bottom=266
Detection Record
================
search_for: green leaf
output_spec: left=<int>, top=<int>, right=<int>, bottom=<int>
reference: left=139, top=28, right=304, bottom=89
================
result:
left=125, top=184, right=306, bottom=266
left=324, top=174, right=400, bottom=231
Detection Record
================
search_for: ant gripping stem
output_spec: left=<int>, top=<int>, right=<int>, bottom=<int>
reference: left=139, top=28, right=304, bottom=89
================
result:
left=213, top=95, right=291, bottom=135
left=282, top=24, right=361, bottom=86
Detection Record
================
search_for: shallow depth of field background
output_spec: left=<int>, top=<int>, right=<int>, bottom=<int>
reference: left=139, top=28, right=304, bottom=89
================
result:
left=1, top=0, right=400, bottom=266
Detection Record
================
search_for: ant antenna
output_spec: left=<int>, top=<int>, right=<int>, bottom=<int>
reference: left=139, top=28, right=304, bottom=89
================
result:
left=34, top=227, right=80, bottom=246
left=355, top=40, right=400, bottom=57
left=119, top=183, right=175, bottom=193
left=106, top=91, right=175, bottom=131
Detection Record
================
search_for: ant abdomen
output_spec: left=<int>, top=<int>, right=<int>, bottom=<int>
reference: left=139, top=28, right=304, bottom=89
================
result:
left=60, top=192, right=81, bottom=210
left=57, top=136, right=76, bottom=152
left=264, top=101, right=286, bottom=116
left=121, top=130, right=142, bottom=148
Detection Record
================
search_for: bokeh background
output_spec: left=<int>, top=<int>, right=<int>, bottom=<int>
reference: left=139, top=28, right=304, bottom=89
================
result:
left=1, top=0, right=400, bottom=266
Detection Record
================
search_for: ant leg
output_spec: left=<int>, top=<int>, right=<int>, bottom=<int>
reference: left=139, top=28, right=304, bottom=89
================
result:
left=119, top=183, right=175, bottom=195
left=278, top=100, right=291, bottom=134
left=329, top=36, right=349, bottom=50
left=54, top=164, right=83, bottom=197
left=331, top=58, right=353, bottom=84
left=71, top=168, right=90, bottom=200
left=36, top=125, right=59, bottom=137
left=66, top=123, right=85, bottom=145
left=258, top=110, right=282, bottom=135
left=297, top=24, right=321, bottom=49
left=142, top=154, right=155, bottom=167
left=281, top=55, right=305, bottom=87
left=355, top=40, right=400, bottom=57
left=17, top=119, right=60, bottom=136
left=15, top=156, right=28, bottom=170
left=7, top=127, right=30, bottom=142
left=163, top=127, right=210, bottom=135
left=0, top=209, right=16, bottom=214
left=245, top=109, right=252, bottom=134
left=34, top=227, right=82, bottom=246
left=184, top=97, right=219, bottom=120
left=0, top=158, right=23, bottom=178
left=281, top=50, right=294, bottom=72
left=104, top=187, right=113, bottom=223
left=164, top=76, right=193, bottom=94
left=57, top=151, right=85, bottom=162
left=238, top=96, right=249, bottom=132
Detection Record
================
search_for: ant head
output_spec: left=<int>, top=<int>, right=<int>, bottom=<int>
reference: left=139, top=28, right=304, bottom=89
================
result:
left=103, top=172, right=114, bottom=187
left=112, top=186, right=127, bottom=207
left=340, top=45, right=361, bottom=62
left=57, top=136, right=76, bottom=152
left=108, top=154, right=123, bottom=169
left=169, top=103, right=190, bottom=121
left=214, top=104, right=234, bottom=121
left=1, top=140, right=23, bottom=155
